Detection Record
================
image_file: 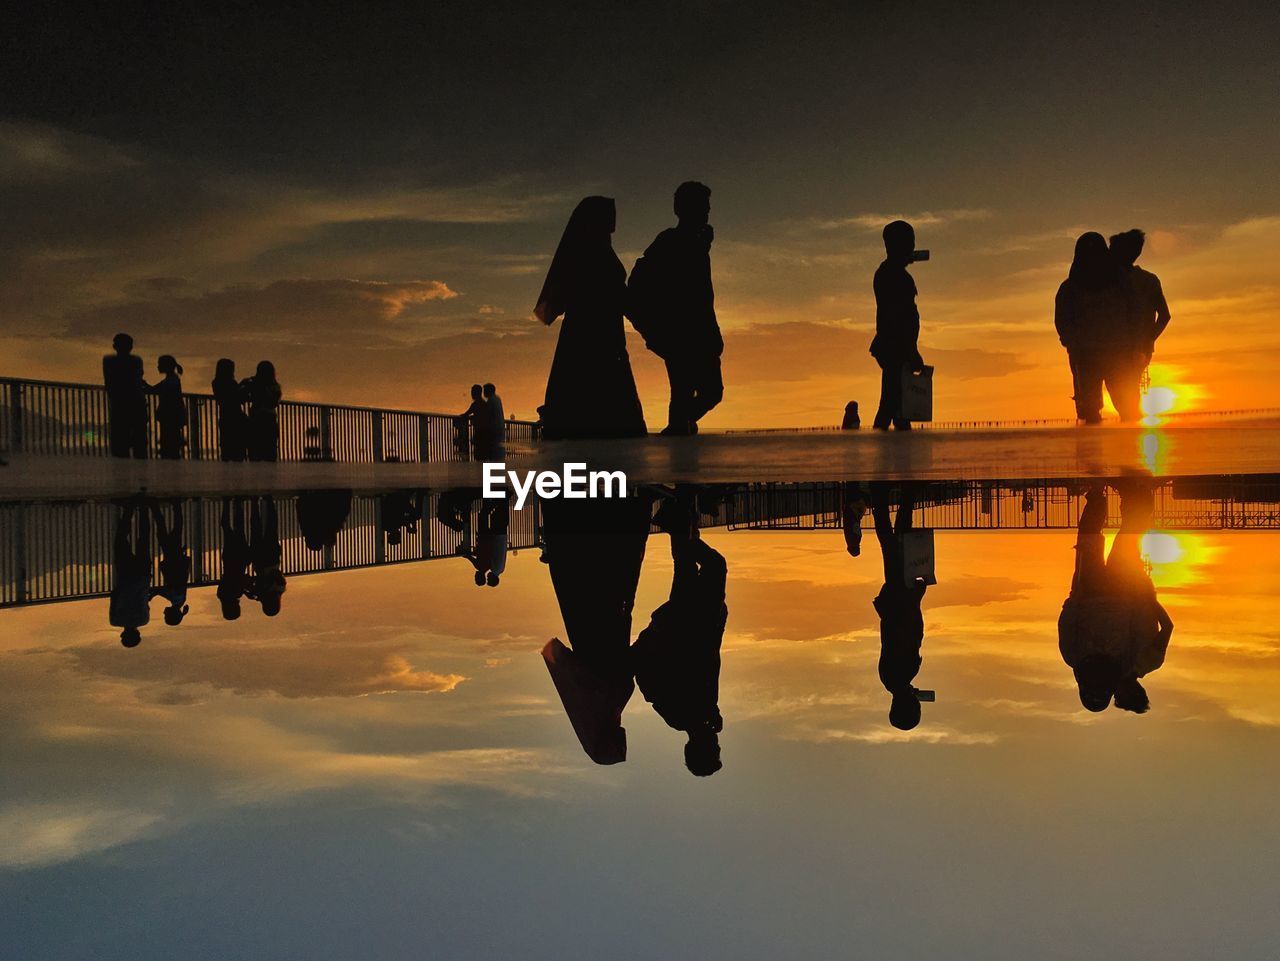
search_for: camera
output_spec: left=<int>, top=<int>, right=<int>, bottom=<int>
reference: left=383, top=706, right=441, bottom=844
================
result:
left=911, top=249, right=930, bottom=262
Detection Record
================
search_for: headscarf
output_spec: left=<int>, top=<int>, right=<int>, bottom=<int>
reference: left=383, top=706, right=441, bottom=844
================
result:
left=533, top=196, right=616, bottom=325
left=1067, top=232, right=1119, bottom=292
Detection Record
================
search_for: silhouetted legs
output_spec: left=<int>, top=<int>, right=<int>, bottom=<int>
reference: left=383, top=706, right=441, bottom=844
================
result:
left=108, top=402, right=148, bottom=458
left=664, top=356, right=723, bottom=434
left=1071, top=351, right=1143, bottom=423
left=873, top=362, right=911, bottom=430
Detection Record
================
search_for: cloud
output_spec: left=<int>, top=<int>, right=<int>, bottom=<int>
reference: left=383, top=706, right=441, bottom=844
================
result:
left=812, top=209, right=993, bottom=231
left=66, top=636, right=466, bottom=699
left=59, top=278, right=459, bottom=348
left=0, top=804, right=163, bottom=869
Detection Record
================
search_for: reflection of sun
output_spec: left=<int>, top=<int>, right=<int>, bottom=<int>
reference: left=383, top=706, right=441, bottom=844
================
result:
left=1137, top=530, right=1219, bottom=587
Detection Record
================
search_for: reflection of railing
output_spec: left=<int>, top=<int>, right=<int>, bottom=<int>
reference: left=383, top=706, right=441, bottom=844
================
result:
left=0, top=492, right=541, bottom=608
left=0, top=376, right=538, bottom=462
left=724, top=480, right=1280, bottom=531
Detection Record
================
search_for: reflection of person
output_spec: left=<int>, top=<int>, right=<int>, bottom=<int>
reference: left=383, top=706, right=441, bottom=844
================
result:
left=212, top=358, right=248, bottom=462
left=872, top=484, right=928, bottom=730
left=473, top=497, right=509, bottom=587
left=632, top=491, right=728, bottom=776
left=1059, top=482, right=1173, bottom=713
left=102, top=333, right=148, bottom=458
left=217, top=498, right=251, bottom=620
left=628, top=182, right=723, bottom=435
left=1055, top=232, right=1140, bottom=423
left=150, top=499, right=190, bottom=626
left=841, top=482, right=869, bottom=557
left=540, top=498, right=650, bottom=764
left=380, top=489, right=421, bottom=546
left=297, top=489, right=353, bottom=551
left=249, top=497, right=286, bottom=616
left=870, top=221, right=925, bottom=431
left=535, top=196, right=647, bottom=439
left=110, top=500, right=151, bottom=647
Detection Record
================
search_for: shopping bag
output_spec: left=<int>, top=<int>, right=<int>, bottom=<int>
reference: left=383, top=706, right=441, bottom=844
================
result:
left=901, top=528, right=937, bottom=587
left=901, top=365, right=934, bottom=422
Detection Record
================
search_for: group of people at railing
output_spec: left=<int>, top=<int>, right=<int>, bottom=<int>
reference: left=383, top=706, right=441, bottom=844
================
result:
left=102, top=333, right=282, bottom=461
left=532, top=183, right=1174, bottom=432
left=454, top=382, right=506, bottom=460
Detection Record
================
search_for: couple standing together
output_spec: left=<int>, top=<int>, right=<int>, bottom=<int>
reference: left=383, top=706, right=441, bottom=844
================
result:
left=534, top=182, right=723, bottom=439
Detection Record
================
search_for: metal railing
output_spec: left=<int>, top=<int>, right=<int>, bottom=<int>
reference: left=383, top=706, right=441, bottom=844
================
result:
left=0, top=491, right=542, bottom=608
left=0, top=376, right=539, bottom=463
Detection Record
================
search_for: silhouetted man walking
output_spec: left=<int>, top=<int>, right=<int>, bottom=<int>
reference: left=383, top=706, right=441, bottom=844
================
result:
left=102, top=332, right=148, bottom=457
left=870, top=221, right=924, bottom=430
left=1110, top=229, right=1171, bottom=363
left=628, top=181, right=723, bottom=435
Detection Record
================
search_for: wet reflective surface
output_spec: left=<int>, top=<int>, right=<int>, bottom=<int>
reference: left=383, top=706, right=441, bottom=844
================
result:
left=3, top=480, right=1279, bottom=959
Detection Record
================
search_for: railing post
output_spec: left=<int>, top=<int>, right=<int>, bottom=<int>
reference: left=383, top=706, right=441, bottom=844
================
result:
left=187, top=397, right=201, bottom=460
left=371, top=411, right=384, bottom=463
left=9, top=382, right=23, bottom=454
left=418, top=414, right=430, bottom=463
left=319, top=406, right=333, bottom=461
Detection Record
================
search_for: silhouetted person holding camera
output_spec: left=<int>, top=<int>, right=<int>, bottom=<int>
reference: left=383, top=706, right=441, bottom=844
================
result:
left=870, top=221, right=925, bottom=430
left=872, top=484, right=929, bottom=730
left=1059, top=481, right=1173, bottom=714
left=153, top=354, right=187, bottom=460
left=1055, top=233, right=1140, bottom=423
left=102, top=333, right=148, bottom=458
left=150, top=499, right=190, bottom=626
left=536, top=196, right=647, bottom=439
left=628, top=181, right=723, bottom=435
left=244, top=360, right=282, bottom=461
left=212, top=358, right=248, bottom=462
left=632, top=490, right=728, bottom=776
left=109, top=499, right=151, bottom=646
left=1110, top=229, right=1172, bottom=363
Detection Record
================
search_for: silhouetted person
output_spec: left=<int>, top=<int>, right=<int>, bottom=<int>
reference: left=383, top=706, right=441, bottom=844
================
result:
left=535, top=196, right=647, bottom=439
left=150, top=499, right=190, bottom=626
left=841, top=482, right=869, bottom=557
left=872, top=484, right=928, bottom=729
left=1059, top=481, right=1173, bottom=713
left=297, top=489, right=353, bottom=551
left=1110, top=229, right=1172, bottom=364
left=249, top=497, right=286, bottom=616
left=212, top=358, right=248, bottom=462
left=628, top=181, right=723, bottom=435
left=632, top=491, right=727, bottom=776
left=109, top=500, right=151, bottom=646
left=870, top=221, right=925, bottom=430
left=102, top=333, right=148, bottom=458
left=244, top=360, right=282, bottom=461
left=540, top=497, right=651, bottom=764
left=153, top=354, right=187, bottom=460
left=380, top=489, right=421, bottom=546
left=1055, top=232, right=1139, bottom=423
left=456, top=384, right=485, bottom=458
left=474, top=496, right=509, bottom=587
left=217, top=497, right=251, bottom=620
left=842, top=401, right=861, bottom=430
left=475, top=382, right=505, bottom=460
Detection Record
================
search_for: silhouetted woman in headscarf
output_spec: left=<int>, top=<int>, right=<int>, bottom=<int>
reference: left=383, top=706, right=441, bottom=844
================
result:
left=244, top=360, right=282, bottom=461
left=1055, top=232, right=1136, bottom=423
left=153, top=354, right=187, bottom=459
left=535, top=196, right=647, bottom=439
left=212, top=358, right=248, bottom=462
